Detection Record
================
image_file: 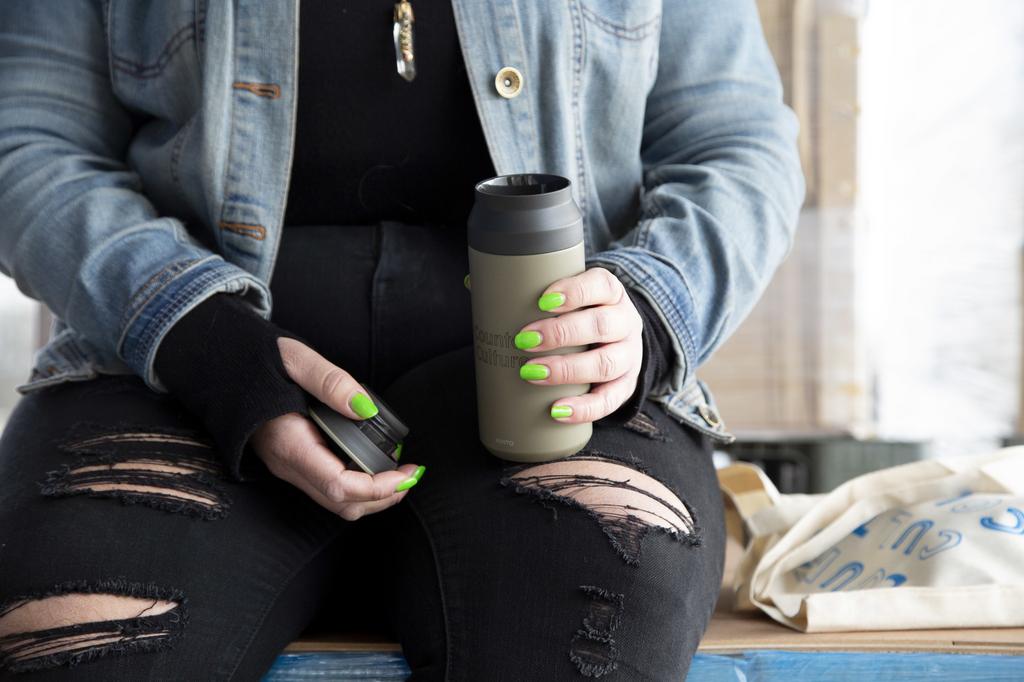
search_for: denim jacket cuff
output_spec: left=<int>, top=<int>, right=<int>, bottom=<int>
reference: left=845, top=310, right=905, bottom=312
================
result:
left=118, top=256, right=273, bottom=394
left=585, top=247, right=699, bottom=401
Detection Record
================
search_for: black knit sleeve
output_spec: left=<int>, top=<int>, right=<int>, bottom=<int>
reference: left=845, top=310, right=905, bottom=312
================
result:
left=594, top=287, right=675, bottom=427
left=153, top=292, right=312, bottom=481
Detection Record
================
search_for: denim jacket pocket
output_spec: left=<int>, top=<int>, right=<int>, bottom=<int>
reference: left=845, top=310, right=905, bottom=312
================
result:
left=107, top=0, right=204, bottom=119
left=578, top=0, right=661, bottom=92
left=579, top=1, right=662, bottom=41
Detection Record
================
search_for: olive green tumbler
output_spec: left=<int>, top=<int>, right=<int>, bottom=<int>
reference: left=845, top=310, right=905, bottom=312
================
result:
left=467, top=173, right=592, bottom=462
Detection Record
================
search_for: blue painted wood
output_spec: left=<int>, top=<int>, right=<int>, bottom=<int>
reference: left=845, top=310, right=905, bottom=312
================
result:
left=688, top=652, right=1024, bottom=682
left=265, top=653, right=410, bottom=680
left=264, top=650, right=1024, bottom=681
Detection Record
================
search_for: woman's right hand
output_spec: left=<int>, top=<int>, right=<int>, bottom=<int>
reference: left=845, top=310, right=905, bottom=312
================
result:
left=250, top=337, right=424, bottom=521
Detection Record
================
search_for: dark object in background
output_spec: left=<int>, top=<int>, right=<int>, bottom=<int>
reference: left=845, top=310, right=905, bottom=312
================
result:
left=724, top=436, right=926, bottom=494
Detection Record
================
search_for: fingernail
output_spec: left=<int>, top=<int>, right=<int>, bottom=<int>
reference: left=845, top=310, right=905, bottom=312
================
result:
left=514, top=330, right=542, bottom=350
left=551, top=404, right=573, bottom=419
left=350, top=392, right=379, bottom=419
left=538, top=292, right=566, bottom=311
left=520, top=363, right=550, bottom=381
left=395, top=465, right=426, bottom=492
left=464, top=274, right=471, bottom=290
left=393, top=442, right=403, bottom=461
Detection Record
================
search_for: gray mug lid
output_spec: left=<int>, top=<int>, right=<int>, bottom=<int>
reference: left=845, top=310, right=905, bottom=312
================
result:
left=468, top=173, right=583, bottom=255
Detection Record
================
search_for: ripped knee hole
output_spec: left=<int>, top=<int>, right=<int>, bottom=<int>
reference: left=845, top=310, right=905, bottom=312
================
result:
left=500, top=452, right=699, bottom=566
left=0, top=580, right=186, bottom=673
left=41, top=425, right=230, bottom=519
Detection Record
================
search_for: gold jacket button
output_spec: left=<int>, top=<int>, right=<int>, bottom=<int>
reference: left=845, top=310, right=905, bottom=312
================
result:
left=494, top=66, right=523, bottom=98
left=698, top=404, right=722, bottom=428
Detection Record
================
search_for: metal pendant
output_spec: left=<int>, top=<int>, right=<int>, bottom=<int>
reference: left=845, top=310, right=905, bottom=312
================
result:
left=393, top=1, right=416, bottom=82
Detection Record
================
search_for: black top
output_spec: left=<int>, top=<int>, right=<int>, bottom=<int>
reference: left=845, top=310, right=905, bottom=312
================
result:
left=154, top=1, right=675, bottom=480
left=283, top=0, right=495, bottom=230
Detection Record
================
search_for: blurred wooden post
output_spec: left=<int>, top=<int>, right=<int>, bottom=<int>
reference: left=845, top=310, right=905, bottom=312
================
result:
left=1020, top=248, right=1024, bottom=436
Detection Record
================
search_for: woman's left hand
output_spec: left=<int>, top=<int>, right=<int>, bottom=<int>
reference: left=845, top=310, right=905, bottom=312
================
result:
left=511, top=266, right=644, bottom=423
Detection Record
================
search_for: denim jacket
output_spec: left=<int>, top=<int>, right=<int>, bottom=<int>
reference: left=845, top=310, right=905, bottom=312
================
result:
left=0, top=0, right=803, bottom=444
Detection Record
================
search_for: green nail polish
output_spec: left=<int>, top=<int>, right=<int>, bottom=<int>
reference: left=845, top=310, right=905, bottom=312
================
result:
left=394, top=442, right=403, bottom=461
left=520, top=363, right=550, bottom=381
left=350, top=392, right=379, bottom=419
left=551, top=404, right=573, bottom=419
left=395, top=465, right=425, bottom=492
left=395, top=475, right=419, bottom=492
left=514, top=330, right=542, bottom=350
left=538, top=292, right=566, bottom=311
left=464, top=274, right=471, bottom=289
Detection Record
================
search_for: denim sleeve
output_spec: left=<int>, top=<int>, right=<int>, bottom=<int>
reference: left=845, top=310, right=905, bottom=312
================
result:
left=585, top=0, right=806, bottom=398
left=0, top=0, right=272, bottom=393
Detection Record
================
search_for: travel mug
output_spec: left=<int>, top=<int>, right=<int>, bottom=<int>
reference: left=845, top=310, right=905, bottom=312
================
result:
left=467, top=173, right=592, bottom=462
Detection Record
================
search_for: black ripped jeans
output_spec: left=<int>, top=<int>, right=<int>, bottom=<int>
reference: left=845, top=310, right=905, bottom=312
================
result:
left=0, top=223, right=726, bottom=681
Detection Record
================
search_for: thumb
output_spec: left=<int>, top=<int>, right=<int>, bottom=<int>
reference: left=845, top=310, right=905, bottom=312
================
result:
left=276, top=337, right=379, bottom=421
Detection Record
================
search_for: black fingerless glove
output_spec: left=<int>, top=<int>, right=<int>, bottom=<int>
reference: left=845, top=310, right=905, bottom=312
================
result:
left=153, top=293, right=312, bottom=481
left=594, top=287, right=675, bottom=427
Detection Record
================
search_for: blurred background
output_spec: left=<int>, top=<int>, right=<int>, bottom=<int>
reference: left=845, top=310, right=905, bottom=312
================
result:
left=701, top=0, right=1024, bottom=490
left=1, top=0, right=1023, bottom=494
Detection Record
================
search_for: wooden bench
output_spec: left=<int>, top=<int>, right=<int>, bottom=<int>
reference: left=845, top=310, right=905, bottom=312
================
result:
left=268, top=535, right=1024, bottom=680
left=269, top=592, right=1024, bottom=680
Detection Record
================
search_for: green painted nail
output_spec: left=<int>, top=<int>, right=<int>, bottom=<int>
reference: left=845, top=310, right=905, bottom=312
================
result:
left=394, top=442, right=403, bottom=461
left=395, top=476, right=418, bottom=492
left=395, top=466, right=425, bottom=492
left=350, top=392, right=379, bottom=419
left=520, top=363, right=550, bottom=381
left=464, top=274, right=471, bottom=290
left=538, top=292, right=566, bottom=311
left=514, top=330, right=543, bottom=350
left=551, top=404, right=573, bottom=419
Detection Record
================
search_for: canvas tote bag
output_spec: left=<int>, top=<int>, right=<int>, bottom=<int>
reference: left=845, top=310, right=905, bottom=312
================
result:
left=719, top=446, right=1024, bottom=632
